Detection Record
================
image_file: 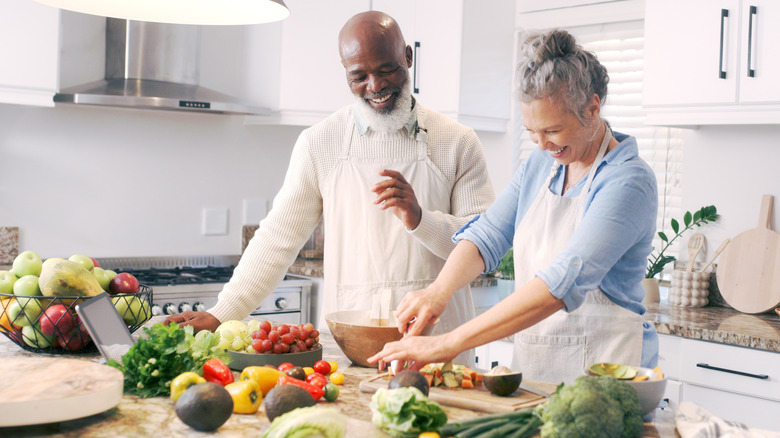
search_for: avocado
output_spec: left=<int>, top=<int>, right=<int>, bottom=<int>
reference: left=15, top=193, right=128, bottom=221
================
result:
left=388, top=369, right=430, bottom=396
left=174, top=382, right=234, bottom=431
left=263, top=384, right=316, bottom=422
left=483, top=366, right=522, bottom=397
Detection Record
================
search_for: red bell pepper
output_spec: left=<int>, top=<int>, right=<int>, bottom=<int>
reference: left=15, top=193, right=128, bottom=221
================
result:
left=202, top=358, right=234, bottom=386
left=277, top=375, right=325, bottom=401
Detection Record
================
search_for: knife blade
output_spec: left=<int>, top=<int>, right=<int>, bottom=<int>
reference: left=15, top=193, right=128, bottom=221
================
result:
left=518, top=382, right=552, bottom=398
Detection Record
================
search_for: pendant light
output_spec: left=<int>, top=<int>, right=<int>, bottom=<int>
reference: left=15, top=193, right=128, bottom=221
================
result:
left=31, top=0, right=290, bottom=25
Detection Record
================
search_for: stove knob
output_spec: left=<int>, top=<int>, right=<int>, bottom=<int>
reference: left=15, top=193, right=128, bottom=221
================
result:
left=151, top=304, right=163, bottom=316
left=193, top=302, right=205, bottom=312
left=178, top=302, right=193, bottom=313
left=163, top=303, right=177, bottom=315
left=275, top=298, right=288, bottom=310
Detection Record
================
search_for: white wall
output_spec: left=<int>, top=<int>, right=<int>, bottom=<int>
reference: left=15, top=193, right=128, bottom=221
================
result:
left=0, top=103, right=303, bottom=259
left=0, top=102, right=513, bottom=259
left=680, top=125, right=780, bottom=262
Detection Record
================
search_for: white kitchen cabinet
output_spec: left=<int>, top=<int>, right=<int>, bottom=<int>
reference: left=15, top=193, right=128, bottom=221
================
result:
left=643, top=0, right=780, bottom=126
left=658, top=334, right=780, bottom=430
left=0, top=0, right=59, bottom=107
left=371, top=0, right=514, bottom=132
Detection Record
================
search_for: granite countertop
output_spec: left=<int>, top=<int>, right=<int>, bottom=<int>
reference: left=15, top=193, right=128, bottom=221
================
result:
left=0, top=320, right=675, bottom=437
left=288, top=257, right=500, bottom=288
left=644, top=302, right=780, bottom=353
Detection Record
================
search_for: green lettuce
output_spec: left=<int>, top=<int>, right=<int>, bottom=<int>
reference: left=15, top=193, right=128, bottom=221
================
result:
left=370, top=387, right=448, bottom=438
left=262, top=407, right=346, bottom=438
left=107, top=322, right=230, bottom=398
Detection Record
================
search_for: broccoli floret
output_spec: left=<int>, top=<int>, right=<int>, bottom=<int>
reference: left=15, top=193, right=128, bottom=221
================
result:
left=595, top=375, right=644, bottom=438
left=537, top=376, right=623, bottom=438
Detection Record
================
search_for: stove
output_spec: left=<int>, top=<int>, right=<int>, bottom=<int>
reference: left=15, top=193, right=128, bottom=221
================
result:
left=97, top=256, right=312, bottom=325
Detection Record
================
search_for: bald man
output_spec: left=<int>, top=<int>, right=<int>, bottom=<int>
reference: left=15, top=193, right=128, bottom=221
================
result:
left=165, top=11, right=494, bottom=367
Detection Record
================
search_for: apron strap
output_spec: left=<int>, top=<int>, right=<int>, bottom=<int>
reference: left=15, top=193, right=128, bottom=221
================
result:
left=580, top=121, right=612, bottom=195
left=340, top=113, right=356, bottom=159
left=415, top=106, right=428, bottom=160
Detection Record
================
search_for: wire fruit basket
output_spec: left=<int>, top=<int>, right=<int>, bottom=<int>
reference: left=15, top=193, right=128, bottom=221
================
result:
left=0, top=285, right=153, bottom=354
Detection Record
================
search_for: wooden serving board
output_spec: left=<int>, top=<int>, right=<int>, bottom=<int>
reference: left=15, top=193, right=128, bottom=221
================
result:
left=359, top=373, right=553, bottom=413
left=0, top=357, right=124, bottom=427
left=717, top=194, right=780, bottom=314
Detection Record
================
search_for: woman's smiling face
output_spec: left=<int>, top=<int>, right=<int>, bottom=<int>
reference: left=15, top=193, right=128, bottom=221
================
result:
left=520, top=95, right=601, bottom=167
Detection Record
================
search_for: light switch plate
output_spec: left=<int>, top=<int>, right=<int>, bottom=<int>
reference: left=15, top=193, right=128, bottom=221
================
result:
left=202, top=207, right=229, bottom=235
left=242, top=199, right=267, bottom=225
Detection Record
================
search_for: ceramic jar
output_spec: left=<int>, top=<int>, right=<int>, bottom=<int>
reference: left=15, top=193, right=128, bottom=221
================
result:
left=669, top=269, right=710, bottom=307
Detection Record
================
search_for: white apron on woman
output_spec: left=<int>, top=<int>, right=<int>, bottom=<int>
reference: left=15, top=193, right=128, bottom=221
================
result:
left=511, top=124, right=644, bottom=384
left=320, top=110, right=475, bottom=366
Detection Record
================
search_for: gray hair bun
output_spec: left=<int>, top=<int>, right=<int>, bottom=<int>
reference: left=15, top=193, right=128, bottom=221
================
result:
left=516, top=29, right=608, bottom=121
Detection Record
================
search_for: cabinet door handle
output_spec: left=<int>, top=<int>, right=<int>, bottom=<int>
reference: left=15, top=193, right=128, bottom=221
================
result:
left=413, top=41, right=421, bottom=94
left=696, top=363, right=769, bottom=380
left=747, top=5, right=758, bottom=77
left=719, top=8, right=729, bottom=79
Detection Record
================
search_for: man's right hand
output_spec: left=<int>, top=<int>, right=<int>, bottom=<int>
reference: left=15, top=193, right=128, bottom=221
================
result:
left=163, top=311, right=221, bottom=333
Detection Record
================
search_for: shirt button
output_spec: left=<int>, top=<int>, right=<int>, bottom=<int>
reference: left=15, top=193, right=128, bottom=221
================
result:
left=574, top=261, right=580, bottom=266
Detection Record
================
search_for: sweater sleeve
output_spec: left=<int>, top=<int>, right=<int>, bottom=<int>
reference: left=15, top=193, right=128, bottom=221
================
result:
left=408, top=128, right=495, bottom=259
left=208, top=130, right=323, bottom=323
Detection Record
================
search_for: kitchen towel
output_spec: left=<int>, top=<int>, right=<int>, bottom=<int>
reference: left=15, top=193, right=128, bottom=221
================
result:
left=675, top=401, right=780, bottom=438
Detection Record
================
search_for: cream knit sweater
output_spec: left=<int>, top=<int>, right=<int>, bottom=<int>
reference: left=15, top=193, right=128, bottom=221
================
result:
left=209, top=104, right=495, bottom=323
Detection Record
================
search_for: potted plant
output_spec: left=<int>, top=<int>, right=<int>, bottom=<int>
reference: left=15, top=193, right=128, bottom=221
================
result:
left=643, top=205, right=718, bottom=302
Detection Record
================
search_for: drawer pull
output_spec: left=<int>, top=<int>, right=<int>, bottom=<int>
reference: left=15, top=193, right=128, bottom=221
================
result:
left=696, top=363, right=769, bottom=380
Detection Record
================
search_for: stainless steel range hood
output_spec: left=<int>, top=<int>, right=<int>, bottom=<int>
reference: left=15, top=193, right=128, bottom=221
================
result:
left=54, top=18, right=269, bottom=116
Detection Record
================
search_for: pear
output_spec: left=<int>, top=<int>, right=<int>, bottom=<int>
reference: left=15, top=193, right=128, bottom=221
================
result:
left=39, top=258, right=104, bottom=298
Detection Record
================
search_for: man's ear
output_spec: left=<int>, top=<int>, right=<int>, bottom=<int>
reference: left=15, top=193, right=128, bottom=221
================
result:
left=405, top=45, right=413, bottom=68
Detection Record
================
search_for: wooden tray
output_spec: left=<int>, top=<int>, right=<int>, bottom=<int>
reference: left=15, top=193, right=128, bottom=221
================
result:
left=0, top=357, right=123, bottom=427
left=359, top=373, right=553, bottom=413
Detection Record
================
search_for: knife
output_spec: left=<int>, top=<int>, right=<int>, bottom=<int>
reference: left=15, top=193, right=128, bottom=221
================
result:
left=519, top=382, right=552, bottom=398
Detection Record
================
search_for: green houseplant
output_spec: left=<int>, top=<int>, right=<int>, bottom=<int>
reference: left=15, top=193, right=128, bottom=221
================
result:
left=646, top=205, right=719, bottom=279
left=495, top=249, right=514, bottom=280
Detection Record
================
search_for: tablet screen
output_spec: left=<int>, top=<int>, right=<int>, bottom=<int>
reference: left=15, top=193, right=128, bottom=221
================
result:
left=75, top=292, right=135, bottom=361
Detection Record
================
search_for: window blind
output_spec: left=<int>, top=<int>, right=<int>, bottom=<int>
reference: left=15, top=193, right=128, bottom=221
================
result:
left=513, top=20, right=684, bottom=274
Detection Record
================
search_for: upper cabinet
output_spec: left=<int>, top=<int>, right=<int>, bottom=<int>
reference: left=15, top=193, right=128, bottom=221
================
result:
left=245, top=0, right=515, bottom=132
left=0, top=0, right=60, bottom=107
left=643, top=0, right=780, bottom=126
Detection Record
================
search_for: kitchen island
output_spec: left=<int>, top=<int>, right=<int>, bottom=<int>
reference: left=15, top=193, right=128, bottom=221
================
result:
left=0, top=320, right=676, bottom=437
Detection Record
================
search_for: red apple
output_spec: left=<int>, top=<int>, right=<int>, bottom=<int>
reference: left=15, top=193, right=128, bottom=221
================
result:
left=90, top=257, right=100, bottom=268
left=39, top=304, right=75, bottom=336
left=109, top=273, right=140, bottom=295
left=58, top=325, right=91, bottom=351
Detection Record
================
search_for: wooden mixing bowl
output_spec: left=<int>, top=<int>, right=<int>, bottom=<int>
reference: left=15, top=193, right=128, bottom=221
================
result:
left=325, top=310, right=437, bottom=368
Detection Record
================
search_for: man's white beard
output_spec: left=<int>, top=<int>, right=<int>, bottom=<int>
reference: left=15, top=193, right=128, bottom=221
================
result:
left=354, top=85, right=414, bottom=134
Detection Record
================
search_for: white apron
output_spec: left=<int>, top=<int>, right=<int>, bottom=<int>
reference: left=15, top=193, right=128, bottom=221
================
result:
left=512, top=124, right=643, bottom=385
left=320, top=109, right=475, bottom=366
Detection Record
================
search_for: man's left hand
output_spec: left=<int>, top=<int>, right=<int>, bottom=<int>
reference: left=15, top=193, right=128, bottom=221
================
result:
left=371, top=169, right=422, bottom=230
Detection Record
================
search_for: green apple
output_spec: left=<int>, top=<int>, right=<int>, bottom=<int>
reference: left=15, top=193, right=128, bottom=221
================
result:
left=0, top=270, right=18, bottom=294
left=112, top=296, right=151, bottom=326
left=11, top=250, right=42, bottom=278
left=92, top=267, right=115, bottom=291
left=7, top=297, right=43, bottom=327
left=22, top=323, right=54, bottom=349
left=68, top=254, right=94, bottom=272
left=13, top=274, right=40, bottom=297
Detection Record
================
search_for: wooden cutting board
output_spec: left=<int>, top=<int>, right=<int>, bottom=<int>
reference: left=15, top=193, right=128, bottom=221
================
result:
left=717, top=194, right=780, bottom=314
left=359, top=373, right=553, bottom=413
left=0, top=357, right=124, bottom=427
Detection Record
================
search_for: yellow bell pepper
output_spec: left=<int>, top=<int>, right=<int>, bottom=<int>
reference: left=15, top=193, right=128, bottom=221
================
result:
left=170, top=372, right=206, bottom=402
left=240, top=365, right=284, bottom=396
left=225, top=379, right=262, bottom=414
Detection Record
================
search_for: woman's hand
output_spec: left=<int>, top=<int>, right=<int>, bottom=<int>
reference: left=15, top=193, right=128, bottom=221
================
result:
left=396, top=286, right=450, bottom=337
left=367, top=333, right=459, bottom=371
left=163, top=311, right=221, bottom=333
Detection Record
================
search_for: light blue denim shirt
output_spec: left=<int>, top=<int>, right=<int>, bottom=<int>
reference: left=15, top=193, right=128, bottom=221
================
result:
left=454, top=132, right=659, bottom=367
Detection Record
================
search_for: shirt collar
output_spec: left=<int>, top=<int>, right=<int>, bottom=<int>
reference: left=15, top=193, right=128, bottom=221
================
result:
left=353, top=97, right=419, bottom=138
left=603, top=131, right=639, bottom=166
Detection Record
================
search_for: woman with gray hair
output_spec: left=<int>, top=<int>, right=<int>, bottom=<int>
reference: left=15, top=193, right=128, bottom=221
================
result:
left=370, top=29, right=659, bottom=385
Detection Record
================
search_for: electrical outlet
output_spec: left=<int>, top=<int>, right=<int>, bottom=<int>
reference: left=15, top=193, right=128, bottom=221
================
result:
left=242, top=199, right=267, bottom=224
left=202, top=207, right=229, bottom=235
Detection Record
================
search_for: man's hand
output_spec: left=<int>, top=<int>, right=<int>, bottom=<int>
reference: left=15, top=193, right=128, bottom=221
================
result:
left=163, top=311, right=221, bottom=333
left=371, top=169, right=422, bottom=230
